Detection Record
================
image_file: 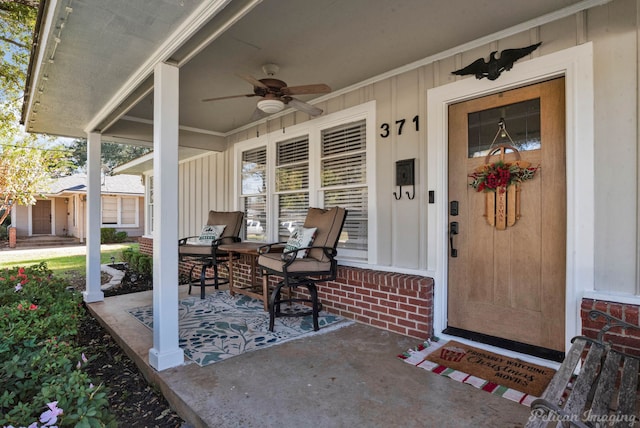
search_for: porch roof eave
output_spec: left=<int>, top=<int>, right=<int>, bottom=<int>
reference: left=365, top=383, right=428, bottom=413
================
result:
left=113, top=146, right=211, bottom=176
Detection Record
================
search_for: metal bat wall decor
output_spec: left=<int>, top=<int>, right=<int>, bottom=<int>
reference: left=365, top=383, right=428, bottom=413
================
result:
left=452, top=42, right=542, bottom=81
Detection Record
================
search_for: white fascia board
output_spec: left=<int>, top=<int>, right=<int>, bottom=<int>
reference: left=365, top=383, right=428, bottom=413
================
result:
left=23, top=0, right=59, bottom=126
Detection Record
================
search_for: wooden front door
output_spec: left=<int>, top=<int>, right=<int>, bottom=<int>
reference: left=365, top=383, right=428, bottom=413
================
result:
left=32, top=200, right=51, bottom=234
left=447, top=78, right=566, bottom=357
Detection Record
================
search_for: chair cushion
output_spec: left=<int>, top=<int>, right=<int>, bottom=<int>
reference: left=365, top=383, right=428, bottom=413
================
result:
left=258, top=253, right=332, bottom=274
left=284, top=227, right=317, bottom=258
left=197, top=224, right=226, bottom=245
left=303, top=207, right=346, bottom=262
left=207, top=211, right=243, bottom=237
left=179, top=244, right=229, bottom=257
left=179, top=244, right=211, bottom=256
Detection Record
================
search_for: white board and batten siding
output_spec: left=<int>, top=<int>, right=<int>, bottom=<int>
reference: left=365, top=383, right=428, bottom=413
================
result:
left=172, top=0, right=639, bottom=299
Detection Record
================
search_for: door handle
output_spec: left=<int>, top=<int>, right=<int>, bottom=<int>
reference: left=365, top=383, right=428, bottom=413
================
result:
left=449, top=221, right=458, bottom=258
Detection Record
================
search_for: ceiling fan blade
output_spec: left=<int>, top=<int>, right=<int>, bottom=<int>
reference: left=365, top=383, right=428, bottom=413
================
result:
left=237, top=73, right=269, bottom=89
left=287, top=97, right=323, bottom=117
left=202, top=93, right=256, bottom=102
left=281, top=83, right=331, bottom=96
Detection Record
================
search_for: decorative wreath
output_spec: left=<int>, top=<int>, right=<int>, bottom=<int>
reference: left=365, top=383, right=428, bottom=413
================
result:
left=469, top=159, right=539, bottom=193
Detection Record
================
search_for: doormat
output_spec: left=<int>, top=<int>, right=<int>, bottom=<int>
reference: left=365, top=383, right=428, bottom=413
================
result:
left=127, top=290, right=352, bottom=367
left=398, top=339, right=556, bottom=406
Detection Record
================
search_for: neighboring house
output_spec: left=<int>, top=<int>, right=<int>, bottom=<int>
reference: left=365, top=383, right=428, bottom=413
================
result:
left=11, top=174, right=145, bottom=241
left=20, top=0, right=640, bottom=371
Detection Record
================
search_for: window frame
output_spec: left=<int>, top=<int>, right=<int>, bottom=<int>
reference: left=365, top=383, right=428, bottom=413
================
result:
left=146, top=175, right=154, bottom=235
left=240, top=145, right=268, bottom=241
left=275, top=134, right=311, bottom=243
left=100, top=195, right=140, bottom=228
left=233, top=101, right=376, bottom=263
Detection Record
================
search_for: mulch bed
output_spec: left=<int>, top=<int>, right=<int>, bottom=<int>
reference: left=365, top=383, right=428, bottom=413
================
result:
left=69, top=268, right=187, bottom=427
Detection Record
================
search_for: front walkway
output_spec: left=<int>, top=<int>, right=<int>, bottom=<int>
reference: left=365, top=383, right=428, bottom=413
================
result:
left=0, top=242, right=131, bottom=259
left=87, top=287, right=531, bottom=428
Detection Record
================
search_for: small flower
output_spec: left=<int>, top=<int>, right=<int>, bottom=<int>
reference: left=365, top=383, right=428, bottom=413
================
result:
left=76, top=352, right=89, bottom=369
left=29, top=304, right=38, bottom=311
left=17, top=303, right=23, bottom=310
left=40, top=401, right=63, bottom=426
left=15, top=284, right=23, bottom=292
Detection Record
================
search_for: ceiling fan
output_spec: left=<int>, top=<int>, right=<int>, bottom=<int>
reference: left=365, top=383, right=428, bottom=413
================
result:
left=201, top=64, right=331, bottom=119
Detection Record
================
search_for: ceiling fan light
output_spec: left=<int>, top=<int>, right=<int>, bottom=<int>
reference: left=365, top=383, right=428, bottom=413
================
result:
left=257, top=98, right=284, bottom=114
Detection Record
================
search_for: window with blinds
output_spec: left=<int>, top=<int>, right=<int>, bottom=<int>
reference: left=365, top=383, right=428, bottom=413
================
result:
left=101, top=197, right=118, bottom=224
left=237, top=114, right=370, bottom=257
left=321, top=120, right=367, bottom=250
left=101, top=196, right=139, bottom=227
left=276, top=136, right=309, bottom=241
left=121, top=198, right=137, bottom=226
left=242, top=147, right=267, bottom=195
left=244, top=195, right=267, bottom=240
left=241, top=147, right=267, bottom=240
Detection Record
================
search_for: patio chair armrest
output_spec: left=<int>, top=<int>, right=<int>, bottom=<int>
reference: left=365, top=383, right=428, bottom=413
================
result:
left=178, top=236, right=199, bottom=246
left=280, top=245, right=337, bottom=266
left=213, top=236, right=241, bottom=247
left=209, top=236, right=241, bottom=259
left=321, top=246, right=338, bottom=259
left=258, top=242, right=287, bottom=254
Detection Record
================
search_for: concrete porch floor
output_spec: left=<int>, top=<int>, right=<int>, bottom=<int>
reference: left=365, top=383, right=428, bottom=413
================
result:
left=87, top=286, right=531, bottom=428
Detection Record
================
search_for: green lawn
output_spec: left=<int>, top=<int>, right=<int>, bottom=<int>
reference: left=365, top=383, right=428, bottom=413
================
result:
left=0, top=243, right=138, bottom=280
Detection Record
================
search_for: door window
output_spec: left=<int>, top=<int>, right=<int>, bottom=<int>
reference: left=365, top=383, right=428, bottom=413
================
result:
left=467, top=98, right=540, bottom=158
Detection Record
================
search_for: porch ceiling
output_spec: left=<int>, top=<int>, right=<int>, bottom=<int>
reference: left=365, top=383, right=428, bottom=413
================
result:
left=23, top=0, right=594, bottom=150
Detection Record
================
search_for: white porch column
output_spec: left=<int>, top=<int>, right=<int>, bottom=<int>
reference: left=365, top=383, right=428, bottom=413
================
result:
left=83, top=132, right=104, bottom=303
left=149, top=61, right=184, bottom=371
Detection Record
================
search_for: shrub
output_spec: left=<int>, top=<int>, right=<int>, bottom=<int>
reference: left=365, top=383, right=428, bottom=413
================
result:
left=137, top=255, right=153, bottom=276
left=119, top=248, right=152, bottom=278
left=101, top=228, right=129, bottom=244
left=100, top=228, right=117, bottom=244
left=128, top=252, right=141, bottom=272
left=121, top=247, right=134, bottom=264
left=0, top=263, right=117, bottom=427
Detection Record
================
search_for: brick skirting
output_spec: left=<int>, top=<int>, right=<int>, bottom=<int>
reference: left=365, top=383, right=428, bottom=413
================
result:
left=138, top=236, right=434, bottom=340
left=139, top=236, right=153, bottom=256
left=320, top=267, right=433, bottom=339
left=581, top=298, right=640, bottom=357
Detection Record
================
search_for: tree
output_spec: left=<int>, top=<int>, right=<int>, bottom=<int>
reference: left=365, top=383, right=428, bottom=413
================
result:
left=0, top=1, right=72, bottom=225
left=0, top=1, right=37, bottom=120
left=66, top=139, right=152, bottom=173
left=0, top=141, right=70, bottom=225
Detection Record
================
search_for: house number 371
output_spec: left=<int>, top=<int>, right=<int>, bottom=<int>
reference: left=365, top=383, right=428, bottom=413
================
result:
left=380, top=115, right=419, bottom=138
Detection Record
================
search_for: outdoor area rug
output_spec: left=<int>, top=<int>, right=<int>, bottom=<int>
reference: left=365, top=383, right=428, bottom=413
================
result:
left=398, top=339, right=556, bottom=406
left=127, top=290, right=351, bottom=367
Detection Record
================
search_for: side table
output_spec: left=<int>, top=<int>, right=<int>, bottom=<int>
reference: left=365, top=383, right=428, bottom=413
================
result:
left=218, top=242, right=283, bottom=310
